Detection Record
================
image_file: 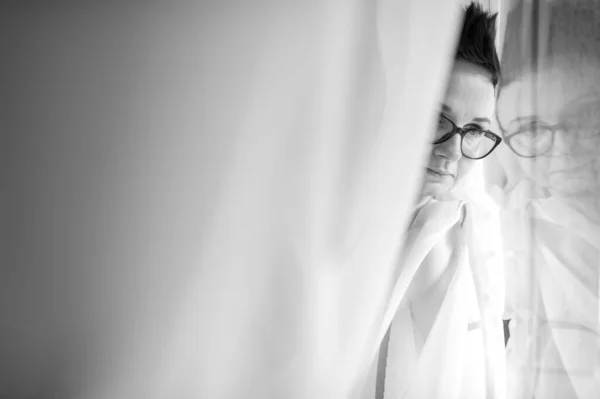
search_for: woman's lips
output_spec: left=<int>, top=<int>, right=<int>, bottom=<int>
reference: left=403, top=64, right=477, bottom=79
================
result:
left=427, top=168, right=454, bottom=178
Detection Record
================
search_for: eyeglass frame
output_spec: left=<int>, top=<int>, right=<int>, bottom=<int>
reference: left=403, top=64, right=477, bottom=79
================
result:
left=502, top=120, right=600, bottom=158
left=497, top=96, right=600, bottom=158
left=433, top=114, right=503, bottom=160
left=502, top=122, right=557, bottom=158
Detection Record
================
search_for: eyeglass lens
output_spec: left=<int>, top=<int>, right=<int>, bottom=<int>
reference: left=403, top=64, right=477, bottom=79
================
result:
left=436, top=116, right=498, bottom=158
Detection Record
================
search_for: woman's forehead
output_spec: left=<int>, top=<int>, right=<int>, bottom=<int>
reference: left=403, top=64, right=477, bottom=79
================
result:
left=497, top=59, right=600, bottom=125
left=443, top=61, right=495, bottom=122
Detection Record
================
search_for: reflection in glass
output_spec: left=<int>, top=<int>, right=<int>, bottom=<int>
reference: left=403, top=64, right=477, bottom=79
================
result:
left=496, top=0, right=600, bottom=398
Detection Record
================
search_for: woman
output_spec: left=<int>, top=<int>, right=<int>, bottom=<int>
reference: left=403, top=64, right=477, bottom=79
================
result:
left=360, top=3, right=506, bottom=398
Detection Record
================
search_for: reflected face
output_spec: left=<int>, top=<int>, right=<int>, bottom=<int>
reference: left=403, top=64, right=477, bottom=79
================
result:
left=421, top=60, right=496, bottom=197
left=497, top=57, right=600, bottom=196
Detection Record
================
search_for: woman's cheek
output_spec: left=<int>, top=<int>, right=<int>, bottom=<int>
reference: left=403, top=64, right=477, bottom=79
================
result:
left=456, top=158, right=475, bottom=182
left=517, top=157, right=548, bottom=183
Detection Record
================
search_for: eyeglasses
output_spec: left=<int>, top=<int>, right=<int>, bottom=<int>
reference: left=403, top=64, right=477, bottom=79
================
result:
left=504, top=120, right=600, bottom=158
left=500, top=99, right=600, bottom=158
left=433, top=114, right=502, bottom=160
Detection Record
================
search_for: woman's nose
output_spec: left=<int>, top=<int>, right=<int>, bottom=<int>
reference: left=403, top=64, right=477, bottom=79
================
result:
left=434, top=134, right=462, bottom=161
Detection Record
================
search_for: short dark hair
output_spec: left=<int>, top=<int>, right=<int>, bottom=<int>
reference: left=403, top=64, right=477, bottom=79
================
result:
left=455, top=2, right=501, bottom=86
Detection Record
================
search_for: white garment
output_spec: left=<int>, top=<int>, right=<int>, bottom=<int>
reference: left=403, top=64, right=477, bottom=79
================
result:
left=502, top=181, right=600, bottom=399
left=361, top=198, right=506, bottom=399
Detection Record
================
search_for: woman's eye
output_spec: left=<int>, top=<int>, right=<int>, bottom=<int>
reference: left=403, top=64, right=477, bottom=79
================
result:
left=516, top=120, right=548, bottom=133
left=464, top=123, right=484, bottom=130
left=463, top=131, right=483, bottom=145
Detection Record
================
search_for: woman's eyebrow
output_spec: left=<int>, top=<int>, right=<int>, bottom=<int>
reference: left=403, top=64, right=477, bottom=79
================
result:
left=511, top=115, right=538, bottom=124
left=472, top=117, right=491, bottom=124
left=561, top=94, right=600, bottom=112
left=560, top=98, right=600, bottom=119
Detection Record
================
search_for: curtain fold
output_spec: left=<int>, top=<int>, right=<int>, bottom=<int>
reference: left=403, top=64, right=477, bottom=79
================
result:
left=2, top=1, right=463, bottom=398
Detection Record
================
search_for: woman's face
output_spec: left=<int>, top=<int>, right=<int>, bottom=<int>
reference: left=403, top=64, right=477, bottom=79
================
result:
left=421, top=60, right=496, bottom=197
left=497, top=57, right=600, bottom=197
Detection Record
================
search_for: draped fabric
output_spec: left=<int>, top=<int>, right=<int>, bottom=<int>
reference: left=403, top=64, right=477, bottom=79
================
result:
left=501, top=181, right=600, bottom=399
left=492, top=0, right=600, bottom=397
left=1, top=1, right=465, bottom=398
left=359, top=197, right=505, bottom=399
left=11, top=1, right=600, bottom=398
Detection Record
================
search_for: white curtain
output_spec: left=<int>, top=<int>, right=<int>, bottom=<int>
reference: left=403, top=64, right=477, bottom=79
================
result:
left=1, top=1, right=464, bottom=398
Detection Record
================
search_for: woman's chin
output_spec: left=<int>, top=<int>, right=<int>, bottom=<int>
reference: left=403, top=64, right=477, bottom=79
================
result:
left=421, top=180, right=452, bottom=198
